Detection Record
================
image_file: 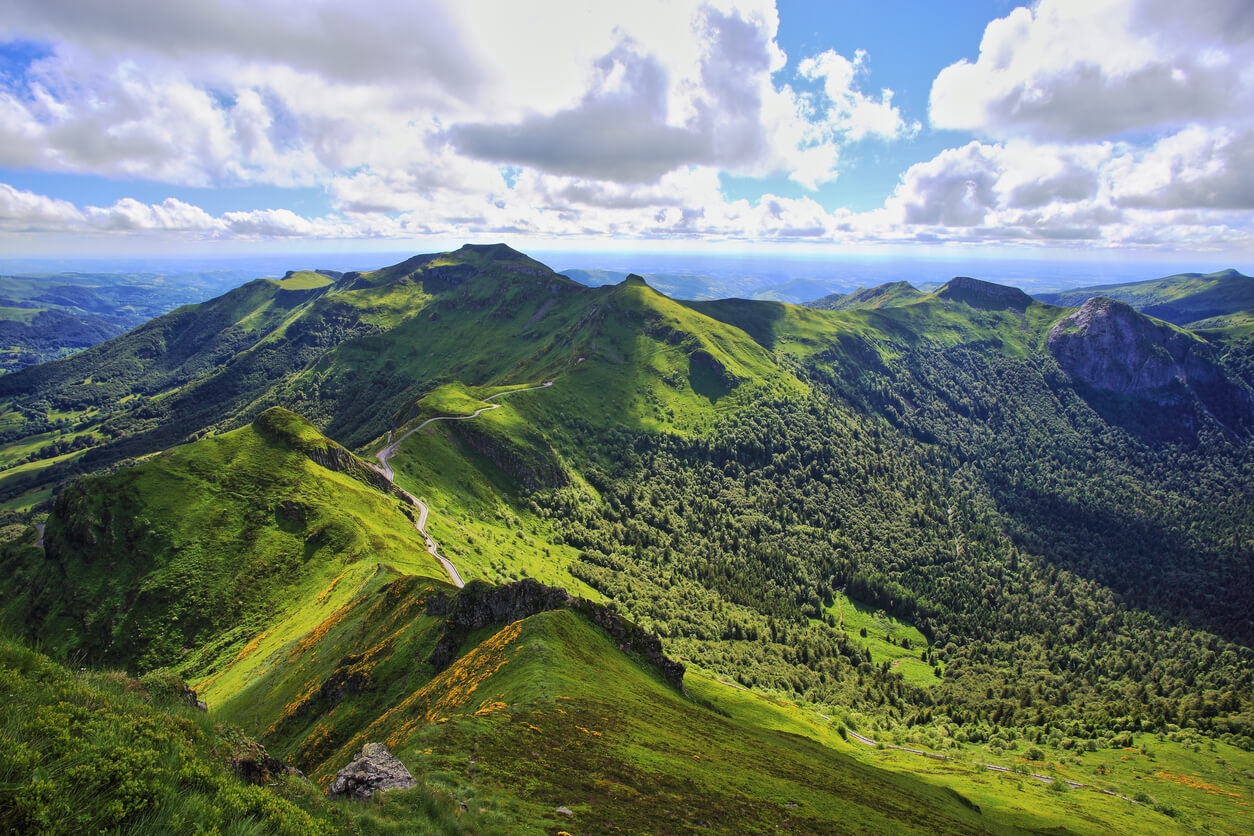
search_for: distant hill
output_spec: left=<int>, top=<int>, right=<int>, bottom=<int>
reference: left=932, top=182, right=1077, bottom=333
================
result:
left=0, top=269, right=260, bottom=372
left=562, top=267, right=851, bottom=302
left=807, top=280, right=923, bottom=311
left=1036, top=268, right=1254, bottom=327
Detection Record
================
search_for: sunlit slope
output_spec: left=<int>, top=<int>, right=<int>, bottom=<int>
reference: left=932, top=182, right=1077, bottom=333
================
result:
left=0, top=407, right=447, bottom=673
left=183, top=568, right=1005, bottom=836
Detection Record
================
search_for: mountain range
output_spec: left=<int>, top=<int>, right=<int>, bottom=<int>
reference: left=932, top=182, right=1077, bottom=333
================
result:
left=0, top=245, right=1251, bottom=834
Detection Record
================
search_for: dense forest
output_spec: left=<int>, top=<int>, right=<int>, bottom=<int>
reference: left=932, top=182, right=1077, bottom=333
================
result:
left=533, top=361, right=1254, bottom=750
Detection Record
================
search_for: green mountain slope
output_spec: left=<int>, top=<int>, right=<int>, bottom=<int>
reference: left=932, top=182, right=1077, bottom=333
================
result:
left=2, top=247, right=1253, bottom=833
left=0, top=408, right=449, bottom=672
left=0, top=269, right=256, bottom=373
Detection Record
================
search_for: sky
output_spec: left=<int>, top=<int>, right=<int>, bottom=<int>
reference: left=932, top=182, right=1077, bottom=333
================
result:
left=1, top=0, right=1253, bottom=262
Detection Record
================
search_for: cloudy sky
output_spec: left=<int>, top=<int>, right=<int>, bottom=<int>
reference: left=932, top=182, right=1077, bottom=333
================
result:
left=1, top=0, right=1253, bottom=258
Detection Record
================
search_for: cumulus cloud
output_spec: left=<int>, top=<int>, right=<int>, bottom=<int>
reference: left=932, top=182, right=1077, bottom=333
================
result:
left=797, top=49, right=919, bottom=142
left=930, top=0, right=1254, bottom=141
left=1108, top=126, right=1254, bottom=210
left=449, top=40, right=710, bottom=182
left=0, top=183, right=84, bottom=230
left=0, top=0, right=917, bottom=198
left=2, top=0, right=1252, bottom=251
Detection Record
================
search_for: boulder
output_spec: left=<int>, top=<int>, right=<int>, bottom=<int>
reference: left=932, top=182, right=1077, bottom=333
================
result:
left=327, top=743, right=416, bottom=800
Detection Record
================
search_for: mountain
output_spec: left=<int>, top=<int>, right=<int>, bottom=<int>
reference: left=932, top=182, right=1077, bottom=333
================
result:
left=806, top=280, right=923, bottom=311
left=930, top=275, right=1033, bottom=310
left=1, top=246, right=1252, bottom=833
left=1036, top=268, right=1254, bottom=327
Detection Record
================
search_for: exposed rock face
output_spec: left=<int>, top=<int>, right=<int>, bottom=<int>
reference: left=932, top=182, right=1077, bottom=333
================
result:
left=1047, top=297, right=1222, bottom=394
left=327, top=743, right=415, bottom=800
left=936, top=276, right=1032, bottom=310
left=1047, top=297, right=1254, bottom=435
left=426, top=579, right=686, bottom=689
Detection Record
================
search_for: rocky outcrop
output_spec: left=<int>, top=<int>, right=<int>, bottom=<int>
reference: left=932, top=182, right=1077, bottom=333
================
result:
left=425, top=579, right=685, bottom=689
left=1047, top=297, right=1223, bottom=394
left=426, top=579, right=572, bottom=670
left=327, top=743, right=415, bottom=800
left=1047, top=297, right=1254, bottom=435
left=568, top=597, right=686, bottom=689
left=936, top=276, right=1032, bottom=310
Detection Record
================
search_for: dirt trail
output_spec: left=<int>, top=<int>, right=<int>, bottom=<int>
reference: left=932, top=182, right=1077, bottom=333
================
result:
left=370, top=381, right=554, bottom=588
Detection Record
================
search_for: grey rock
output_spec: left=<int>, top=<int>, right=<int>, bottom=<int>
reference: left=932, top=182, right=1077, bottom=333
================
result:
left=556, top=806, right=574, bottom=816
left=1048, top=297, right=1222, bottom=394
left=327, top=743, right=415, bottom=800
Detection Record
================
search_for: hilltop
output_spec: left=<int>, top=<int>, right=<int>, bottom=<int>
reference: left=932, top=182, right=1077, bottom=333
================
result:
left=807, top=280, right=923, bottom=311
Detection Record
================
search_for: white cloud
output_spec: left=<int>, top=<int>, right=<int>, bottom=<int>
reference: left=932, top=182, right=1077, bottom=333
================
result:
left=0, top=0, right=916, bottom=197
left=1107, top=126, right=1254, bottom=210
left=797, top=49, right=919, bottom=143
left=85, top=197, right=219, bottom=231
left=2, top=0, right=1251, bottom=252
left=0, top=183, right=84, bottom=230
left=930, top=0, right=1254, bottom=141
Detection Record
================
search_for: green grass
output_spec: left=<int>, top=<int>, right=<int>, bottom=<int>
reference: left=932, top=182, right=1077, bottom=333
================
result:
left=0, top=409, right=449, bottom=674
left=270, top=271, right=335, bottom=290
left=821, top=592, right=939, bottom=685
left=1038, top=268, right=1254, bottom=327
left=0, top=635, right=343, bottom=835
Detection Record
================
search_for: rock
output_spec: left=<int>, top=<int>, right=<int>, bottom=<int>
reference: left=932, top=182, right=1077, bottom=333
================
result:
left=556, top=806, right=574, bottom=816
left=327, top=743, right=416, bottom=800
left=1047, top=297, right=1254, bottom=435
left=1047, top=297, right=1222, bottom=394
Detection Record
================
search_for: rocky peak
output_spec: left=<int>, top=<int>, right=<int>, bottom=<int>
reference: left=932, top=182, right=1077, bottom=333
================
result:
left=1046, top=297, right=1220, bottom=394
left=936, top=276, right=1032, bottom=310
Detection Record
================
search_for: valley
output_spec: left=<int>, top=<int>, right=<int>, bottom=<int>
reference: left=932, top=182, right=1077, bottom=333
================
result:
left=0, top=246, right=1250, bottom=834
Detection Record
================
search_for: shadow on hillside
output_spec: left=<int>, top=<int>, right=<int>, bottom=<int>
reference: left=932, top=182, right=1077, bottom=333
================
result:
left=992, top=477, right=1253, bottom=647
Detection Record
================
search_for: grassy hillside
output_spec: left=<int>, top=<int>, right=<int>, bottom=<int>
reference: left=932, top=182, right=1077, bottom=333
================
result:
left=806, top=280, right=924, bottom=311
left=0, top=408, right=449, bottom=673
left=0, top=269, right=251, bottom=373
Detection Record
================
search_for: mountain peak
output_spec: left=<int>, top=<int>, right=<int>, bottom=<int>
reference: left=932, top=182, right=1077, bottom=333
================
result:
left=453, top=242, right=531, bottom=262
left=935, top=276, right=1032, bottom=310
left=621, top=273, right=651, bottom=288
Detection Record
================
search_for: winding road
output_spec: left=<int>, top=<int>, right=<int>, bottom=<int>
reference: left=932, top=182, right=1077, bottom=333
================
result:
left=370, top=381, right=554, bottom=588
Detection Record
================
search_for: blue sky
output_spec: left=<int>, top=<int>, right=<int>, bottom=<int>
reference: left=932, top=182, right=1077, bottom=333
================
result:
left=1, top=0, right=1252, bottom=260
